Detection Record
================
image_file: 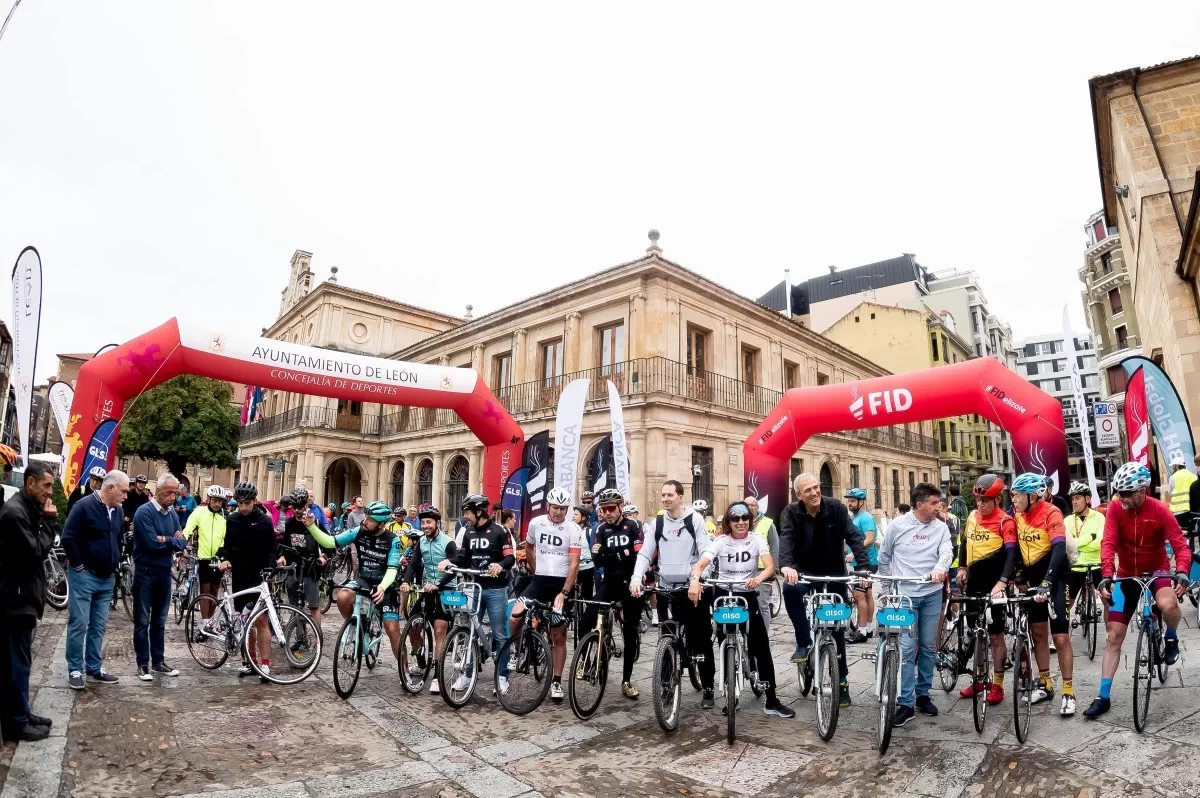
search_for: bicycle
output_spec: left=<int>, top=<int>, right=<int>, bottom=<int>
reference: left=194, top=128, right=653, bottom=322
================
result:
left=397, top=586, right=441, bottom=694
left=944, top=594, right=997, bottom=735
left=1002, top=589, right=1040, bottom=743
left=706, top=577, right=768, bottom=745
left=494, top=597, right=557, bottom=715
left=1113, top=575, right=1174, bottom=733
left=865, top=575, right=927, bottom=753
left=184, top=565, right=322, bottom=685
left=936, top=591, right=972, bottom=694
left=645, top=584, right=703, bottom=733
left=769, top=576, right=782, bottom=618
left=568, top=597, right=629, bottom=719
left=331, top=583, right=386, bottom=699
left=317, top=548, right=351, bottom=614
left=1070, top=564, right=1103, bottom=661
left=44, top=535, right=69, bottom=611
left=111, top=537, right=135, bottom=622
left=437, top=567, right=491, bottom=709
left=794, top=575, right=858, bottom=742
left=171, top=554, right=201, bottom=625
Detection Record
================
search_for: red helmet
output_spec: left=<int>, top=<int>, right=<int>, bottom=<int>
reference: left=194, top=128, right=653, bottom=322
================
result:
left=973, top=474, right=1006, bottom=499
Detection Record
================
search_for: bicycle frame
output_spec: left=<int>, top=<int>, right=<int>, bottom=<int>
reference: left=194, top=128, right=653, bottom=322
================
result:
left=202, top=576, right=290, bottom=647
left=867, top=576, right=923, bottom=697
left=707, top=582, right=753, bottom=698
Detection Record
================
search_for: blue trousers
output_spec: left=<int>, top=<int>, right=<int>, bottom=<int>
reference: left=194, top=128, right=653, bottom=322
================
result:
left=899, top=591, right=942, bottom=708
left=66, top=568, right=115, bottom=676
left=0, top=618, right=35, bottom=732
left=473, top=586, right=510, bottom=674
left=133, top=567, right=172, bottom=668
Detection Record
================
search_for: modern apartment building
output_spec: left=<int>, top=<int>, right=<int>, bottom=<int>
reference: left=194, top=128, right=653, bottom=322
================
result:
left=1016, top=333, right=1102, bottom=482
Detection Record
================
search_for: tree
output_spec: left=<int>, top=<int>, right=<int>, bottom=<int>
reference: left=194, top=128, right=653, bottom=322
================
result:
left=52, top=478, right=68, bottom=521
left=117, top=375, right=240, bottom=479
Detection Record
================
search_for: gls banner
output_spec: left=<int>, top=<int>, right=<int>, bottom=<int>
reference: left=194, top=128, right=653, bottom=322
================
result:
left=502, top=466, right=529, bottom=534
left=553, top=379, right=589, bottom=492
left=1121, top=356, right=1196, bottom=475
left=80, top=418, right=117, bottom=480
left=10, top=247, right=43, bottom=468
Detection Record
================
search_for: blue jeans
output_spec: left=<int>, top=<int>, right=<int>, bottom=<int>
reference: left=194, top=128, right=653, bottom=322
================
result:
left=782, top=581, right=849, bottom=678
left=133, top=567, right=172, bottom=668
left=0, top=618, right=35, bottom=731
left=474, top=587, right=510, bottom=675
left=66, top=568, right=115, bottom=675
left=899, top=591, right=942, bottom=708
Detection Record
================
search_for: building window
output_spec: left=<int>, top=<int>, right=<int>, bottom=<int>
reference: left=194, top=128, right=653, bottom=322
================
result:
left=784, top=361, right=799, bottom=390
left=686, top=325, right=708, bottom=376
left=850, top=464, right=860, bottom=489
left=940, top=334, right=949, bottom=361
left=892, top=469, right=900, bottom=508
left=1026, top=362, right=1039, bottom=376
left=939, top=421, right=947, bottom=451
left=873, top=467, right=882, bottom=509
left=952, top=352, right=958, bottom=363
left=1100, top=252, right=1113, bottom=274
left=1106, top=364, right=1129, bottom=394
left=816, top=372, right=829, bottom=386
left=390, top=460, right=404, bottom=509
left=119, top=457, right=130, bottom=472
left=791, top=458, right=804, bottom=499
left=930, top=333, right=940, bottom=362
left=596, top=323, right=625, bottom=376
left=819, top=463, right=835, bottom=497
left=1092, top=219, right=1106, bottom=243
left=741, top=345, right=759, bottom=391
left=1115, top=325, right=1128, bottom=350
left=922, top=472, right=929, bottom=483
left=975, top=435, right=983, bottom=460
left=970, top=312, right=978, bottom=334
left=492, top=353, right=511, bottom=394
left=975, top=343, right=982, bottom=357
left=908, top=471, right=915, bottom=493
left=1002, top=447, right=1009, bottom=469
left=541, top=339, right=564, bottom=387
left=416, top=459, right=433, bottom=506
left=691, top=447, right=713, bottom=506
left=1108, top=288, right=1123, bottom=315
left=950, top=422, right=958, bottom=452
left=446, top=456, right=469, bottom=515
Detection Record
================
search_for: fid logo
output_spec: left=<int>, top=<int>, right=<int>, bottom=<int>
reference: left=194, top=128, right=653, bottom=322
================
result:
left=985, top=385, right=1027, bottom=415
left=850, top=387, right=912, bottom=420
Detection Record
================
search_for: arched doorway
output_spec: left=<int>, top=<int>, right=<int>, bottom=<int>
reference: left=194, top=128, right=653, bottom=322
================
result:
left=324, top=457, right=364, bottom=510
left=416, top=459, right=433, bottom=507
left=390, top=460, right=404, bottom=509
left=819, top=462, right=835, bottom=498
left=446, top=455, right=469, bottom=515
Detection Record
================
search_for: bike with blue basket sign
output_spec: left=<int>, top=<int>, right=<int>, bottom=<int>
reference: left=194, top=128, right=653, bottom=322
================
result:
left=437, top=566, right=493, bottom=709
left=865, top=575, right=928, bottom=753
left=794, top=575, right=859, bottom=741
left=331, top=582, right=386, bottom=699
left=703, top=577, right=768, bottom=745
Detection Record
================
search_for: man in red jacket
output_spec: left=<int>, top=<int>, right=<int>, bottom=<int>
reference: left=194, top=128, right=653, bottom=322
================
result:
left=1084, top=462, right=1191, bottom=719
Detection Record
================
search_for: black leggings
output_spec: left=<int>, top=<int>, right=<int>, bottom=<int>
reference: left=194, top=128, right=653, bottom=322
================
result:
left=669, top=589, right=715, bottom=690
left=594, top=582, right=643, bottom=683
left=715, top=592, right=777, bottom=701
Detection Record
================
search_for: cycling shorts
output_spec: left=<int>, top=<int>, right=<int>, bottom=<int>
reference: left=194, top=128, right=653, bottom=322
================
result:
left=965, top=555, right=1007, bottom=635
left=1021, top=557, right=1067, bottom=635
left=517, top=575, right=568, bottom=626
left=408, top=591, right=452, bottom=624
left=197, top=560, right=222, bottom=586
left=342, top=580, right=401, bottom=623
left=1107, top=576, right=1175, bottom=626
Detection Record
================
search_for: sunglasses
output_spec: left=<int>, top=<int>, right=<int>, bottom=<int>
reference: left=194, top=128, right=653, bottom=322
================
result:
left=599, top=504, right=622, bottom=512
left=1117, top=490, right=1135, bottom=498
left=728, top=514, right=751, bottom=523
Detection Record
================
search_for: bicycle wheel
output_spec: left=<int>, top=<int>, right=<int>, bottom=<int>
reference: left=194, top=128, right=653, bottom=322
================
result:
left=797, top=654, right=813, bottom=697
left=185, top=594, right=230, bottom=670
left=247, top=604, right=322, bottom=685
left=723, top=642, right=738, bottom=745
left=496, top=629, right=553, bottom=715
left=397, top=617, right=432, bottom=694
left=1012, top=628, right=1032, bottom=743
left=971, top=629, right=989, bottom=735
left=44, top=556, right=69, bottom=611
left=878, top=645, right=899, bottom=754
left=938, top=618, right=961, bottom=693
left=332, top=616, right=362, bottom=699
left=120, top=567, right=135, bottom=621
left=568, top=630, right=607, bottom=720
left=319, top=579, right=334, bottom=614
left=1154, top=624, right=1168, bottom=685
left=1132, top=618, right=1153, bottom=732
left=815, top=639, right=839, bottom=741
left=438, top=627, right=480, bottom=709
left=651, top=635, right=682, bottom=732
left=1083, top=587, right=1098, bottom=661
left=770, top=578, right=782, bottom=618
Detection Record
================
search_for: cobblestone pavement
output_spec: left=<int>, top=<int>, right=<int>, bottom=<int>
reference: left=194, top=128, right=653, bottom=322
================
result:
left=2, top=595, right=1198, bottom=798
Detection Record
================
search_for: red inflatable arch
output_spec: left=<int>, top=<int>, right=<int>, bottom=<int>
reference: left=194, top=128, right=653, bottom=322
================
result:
left=61, top=318, right=524, bottom=502
left=743, top=358, right=1070, bottom=519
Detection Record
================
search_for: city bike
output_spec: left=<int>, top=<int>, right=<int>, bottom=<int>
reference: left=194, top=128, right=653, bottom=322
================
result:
left=769, top=575, right=782, bottom=618
left=495, top=597, right=557, bottom=715
left=568, top=596, right=640, bottom=720
left=332, top=583, right=386, bottom=699
left=645, top=584, right=703, bottom=733
left=44, top=535, right=69, bottom=611
left=706, top=577, right=768, bottom=745
left=438, top=567, right=492, bottom=709
left=865, top=575, right=927, bottom=754
left=795, top=575, right=858, bottom=742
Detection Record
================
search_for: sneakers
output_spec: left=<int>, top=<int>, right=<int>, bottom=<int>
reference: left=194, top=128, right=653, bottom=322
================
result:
left=153, top=663, right=180, bottom=677
left=258, top=664, right=271, bottom=683
left=1165, top=637, right=1180, bottom=665
left=137, top=667, right=153, bottom=682
left=408, top=663, right=425, bottom=677
left=429, top=678, right=441, bottom=694
left=1083, top=697, right=1110, bottom=719
left=1030, top=685, right=1054, bottom=705
left=549, top=681, right=565, bottom=701
left=986, top=684, right=1005, bottom=705
left=451, top=673, right=472, bottom=693
left=839, top=681, right=852, bottom=708
left=959, top=681, right=984, bottom=699
left=86, top=669, right=119, bottom=684
left=701, top=689, right=715, bottom=709
left=791, top=645, right=810, bottom=664
left=893, top=704, right=916, bottom=727
left=763, top=698, right=796, bottom=719
left=496, top=676, right=510, bottom=696
left=5, top=723, right=50, bottom=742
left=68, top=671, right=85, bottom=691
left=621, top=681, right=639, bottom=699
left=1060, top=694, right=1076, bottom=716
left=915, top=695, right=938, bottom=716
left=237, top=664, right=255, bottom=678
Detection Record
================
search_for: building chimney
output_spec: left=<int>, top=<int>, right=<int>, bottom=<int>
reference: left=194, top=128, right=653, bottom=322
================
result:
left=828, top=265, right=837, bottom=274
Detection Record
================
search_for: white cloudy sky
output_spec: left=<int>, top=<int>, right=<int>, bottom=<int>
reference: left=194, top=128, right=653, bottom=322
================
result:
left=3, top=1, right=1199, bottom=381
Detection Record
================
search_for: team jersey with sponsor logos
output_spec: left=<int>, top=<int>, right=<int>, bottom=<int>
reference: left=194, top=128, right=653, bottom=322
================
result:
left=593, top=519, right=644, bottom=584
left=526, top=515, right=585, bottom=578
left=962, top=509, right=1017, bottom=567
left=705, top=534, right=767, bottom=587
left=1015, top=500, right=1066, bottom=567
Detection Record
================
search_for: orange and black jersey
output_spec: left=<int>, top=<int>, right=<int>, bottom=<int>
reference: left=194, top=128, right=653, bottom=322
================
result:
left=960, top=509, right=1017, bottom=568
left=1016, top=501, right=1066, bottom=567
left=594, top=519, right=644, bottom=585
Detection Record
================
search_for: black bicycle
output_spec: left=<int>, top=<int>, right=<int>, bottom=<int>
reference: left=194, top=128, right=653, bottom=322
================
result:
left=568, top=598, right=625, bottom=719
left=1003, top=590, right=1039, bottom=744
left=645, top=585, right=703, bottom=733
left=945, top=594, right=995, bottom=735
left=397, top=586, right=442, bottom=694
left=1071, top=564, right=1102, bottom=660
left=495, top=597, right=557, bottom=715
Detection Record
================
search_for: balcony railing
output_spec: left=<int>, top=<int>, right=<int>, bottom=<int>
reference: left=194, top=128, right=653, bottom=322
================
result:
left=240, top=405, right=382, bottom=442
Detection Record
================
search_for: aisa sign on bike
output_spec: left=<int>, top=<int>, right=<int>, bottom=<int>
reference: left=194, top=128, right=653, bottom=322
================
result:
left=1094, top=402, right=1119, bottom=450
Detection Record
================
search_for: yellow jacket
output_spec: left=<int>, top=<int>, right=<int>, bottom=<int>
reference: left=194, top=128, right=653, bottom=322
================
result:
left=184, top=506, right=227, bottom=559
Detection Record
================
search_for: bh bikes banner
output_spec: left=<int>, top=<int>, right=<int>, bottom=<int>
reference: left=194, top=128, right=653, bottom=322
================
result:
left=522, top=431, right=551, bottom=522
left=1125, top=368, right=1151, bottom=466
left=47, top=381, right=74, bottom=475
left=1063, top=308, right=1100, bottom=504
left=553, top=379, right=590, bottom=492
left=10, top=247, right=43, bottom=468
left=1122, top=356, right=1197, bottom=475
left=607, top=380, right=631, bottom=497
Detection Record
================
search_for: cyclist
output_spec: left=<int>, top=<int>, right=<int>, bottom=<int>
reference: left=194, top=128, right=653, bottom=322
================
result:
left=580, top=491, right=598, bottom=527
left=1065, top=481, right=1104, bottom=614
left=691, top=500, right=716, bottom=535
left=623, top=503, right=664, bottom=626
left=589, top=488, right=645, bottom=699
left=216, top=482, right=282, bottom=678
left=689, top=501, right=794, bottom=719
left=1085, top=462, right=1192, bottom=719
left=510, top=487, right=582, bottom=701
left=779, top=473, right=871, bottom=709
left=842, top=489, right=876, bottom=643
left=399, top=506, right=456, bottom=694
left=68, top=465, right=107, bottom=514
left=386, top=507, right=416, bottom=551
left=571, top=505, right=596, bottom=605
left=1011, top=472, right=1075, bottom=715
left=280, top=487, right=327, bottom=632
left=954, top=474, right=1016, bottom=705
left=631, top=480, right=716, bottom=708
left=438, top=494, right=514, bottom=695
left=183, top=486, right=228, bottom=616
left=1167, top=454, right=1196, bottom=516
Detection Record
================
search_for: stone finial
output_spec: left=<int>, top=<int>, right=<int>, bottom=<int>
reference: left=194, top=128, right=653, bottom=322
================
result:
left=647, top=229, right=661, bottom=254
left=465, top=304, right=474, bottom=321
left=329, top=265, right=339, bottom=283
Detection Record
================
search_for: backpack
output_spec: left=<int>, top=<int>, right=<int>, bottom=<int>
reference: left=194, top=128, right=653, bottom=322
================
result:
left=655, top=513, right=699, bottom=558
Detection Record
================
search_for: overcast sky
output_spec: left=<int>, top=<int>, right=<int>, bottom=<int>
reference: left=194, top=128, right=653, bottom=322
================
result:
left=3, top=2, right=1199, bottom=382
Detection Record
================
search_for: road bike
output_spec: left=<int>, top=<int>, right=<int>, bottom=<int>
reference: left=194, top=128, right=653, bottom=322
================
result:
left=865, top=575, right=926, bottom=754
left=794, top=575, right=858, bottom=742
left=438, top=567, right=493, bottom=709
left=706, top=578, right=768, bottom=745
left=332, top=583, right=386, bottom=699
left=568, top=595, right=641, bottom=720
left=1070, top=564, right=1103, bottom=660
left=44, top=534, right=69, bottom=611
left=645, top=584, right=703, bottom=733
left=397, top=586, right=442, bottom=694
left=1002, top=589, right=1039, bottom=743
left=184, top=565, right=322, bottom=685
left=1115, top=575, right=1174, bottom=733
left=318, top=548, right=352, bottom=614
left=495, top=597, right=558, bottom=715
left=111, top=538, right=135, bottom=622
left=936, top=590, right=971, bottom=694
left=944, top=594, right=997, bottom=735
left=171, top=554, right=200, bottom=625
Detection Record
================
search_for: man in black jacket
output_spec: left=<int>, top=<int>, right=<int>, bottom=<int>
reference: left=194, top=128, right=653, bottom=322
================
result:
left=778, top=473, right=870, bottom=709
left=0, top=461, right=56, bottom=742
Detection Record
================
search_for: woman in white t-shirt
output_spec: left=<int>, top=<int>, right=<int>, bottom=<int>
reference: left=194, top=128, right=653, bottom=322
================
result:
left=688, top=502, right=794, bottom=719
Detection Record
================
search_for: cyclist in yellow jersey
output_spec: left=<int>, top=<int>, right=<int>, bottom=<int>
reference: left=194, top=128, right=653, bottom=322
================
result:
left=386, top=507, right=416, bottom=552
left=1065, top=482, right=1104, bottom=614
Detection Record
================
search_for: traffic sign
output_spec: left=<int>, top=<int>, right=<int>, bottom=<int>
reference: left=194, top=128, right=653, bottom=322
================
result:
left=1094, top=401, right=1120, bottom=450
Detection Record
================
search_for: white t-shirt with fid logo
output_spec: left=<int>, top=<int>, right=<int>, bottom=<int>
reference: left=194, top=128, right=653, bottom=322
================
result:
left=526, top=516, right=585, bottom=578
left=705, top=534, right=766, bottom=586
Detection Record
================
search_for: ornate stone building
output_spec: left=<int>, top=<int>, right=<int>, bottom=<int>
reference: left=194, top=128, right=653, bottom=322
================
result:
left=240, top=238, right=940, bottom=517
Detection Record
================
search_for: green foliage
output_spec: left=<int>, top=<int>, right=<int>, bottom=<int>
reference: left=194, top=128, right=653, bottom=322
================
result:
left=117, top=375, right=240, bottom=478
left=52, top=478, right=68, bottom=520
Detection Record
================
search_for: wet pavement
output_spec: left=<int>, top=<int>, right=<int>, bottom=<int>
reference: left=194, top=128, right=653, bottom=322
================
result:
left=2, top=595, right=1198, bottom=797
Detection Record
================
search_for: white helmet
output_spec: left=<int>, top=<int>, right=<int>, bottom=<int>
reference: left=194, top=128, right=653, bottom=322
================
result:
left=621, top=503, right=638, bottom=516
left=693, top=499, right=708, bottom=513
left=87, top=466, right=107, bottom=480
left=206, top=485, right=225, bottom=499
left=1111, top=462, right=1152, bottom=493
left=546, top=487, right=572, bottom=508
left=1171, top=454, right=1187, bottom=467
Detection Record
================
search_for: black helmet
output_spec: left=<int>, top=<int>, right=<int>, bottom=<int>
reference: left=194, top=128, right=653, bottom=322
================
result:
left=418, top=506, right=442, bottom=521
left=234, top=481, right=258, bottom=502
left=596, top=488, right=624, bottom=507
left=289, top=487, right=309, bottom=506
left=135, top=474, right=148, bottom=484
left=461, top=493, right=490, bottom=515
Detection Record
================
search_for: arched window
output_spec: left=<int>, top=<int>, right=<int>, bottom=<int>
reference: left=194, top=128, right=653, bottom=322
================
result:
left=819, top=462, right=835, bottom=498
left=446, top=456, right=470, bottom=516
left=390, top=460, right=404, bottom=509
left=583, top=439, right=613, bottom=496
left=417, top=459, right=433, bottom=506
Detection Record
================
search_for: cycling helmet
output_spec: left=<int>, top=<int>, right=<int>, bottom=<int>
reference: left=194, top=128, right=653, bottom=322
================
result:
left=595, top=488, right=622, bottom=507
left=341, top=502, right=351, bottom=510
left=622, top=503, right=638, bottom=516
left=581, top=491, right=595, bottom=502
left=693, top=499, right=709, bottom=513
left=205, top=485, right=225, bottom=499
left=289, top=487, right=310, bottom=506
left=1111, top=461, right=1152, bottom=493
left=461, top=493, right=490, bottom=515
left=573, top=505, right=590, bottom=519
left=546, top=487, right=573, bottom=507
left=418, top=505, right=442, bottom=521
left=1068, top=481, right=1092, bottom=497
left=87, top=465, right=107, bottom=480
left=135, top=474, right=148, bottom=483
left=843, top=488, right=867, bottom=501
left=1171, top=454, right=1187, bottom=467
left=366, top=500, right=392, bottom=522
left=234, top=481, right=258, bottom=501
left=1010, top=473, right=1047, bottom=495
left=973, top=474, right=1006, bottom=499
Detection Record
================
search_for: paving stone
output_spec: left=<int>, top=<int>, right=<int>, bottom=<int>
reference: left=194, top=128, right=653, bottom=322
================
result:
left=905, top=741, right=988, bottom=798
left=304, top=761, right=442, bottom=796
left=453, top=764, right=534, bottom=798
left=474, top=739, right=544, bottom=766
left=664, top=741, right=811, bottom=795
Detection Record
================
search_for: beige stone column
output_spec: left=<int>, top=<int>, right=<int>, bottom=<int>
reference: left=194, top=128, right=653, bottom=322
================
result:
left=468, top=447, right=483, bottom=495
left=565, top=311, right=582, bottom=373
left=376, top=457, right=386, bottom=502
left=432, top=451, right=446, bottom=513
left=311, top=451, right=325, bottom=505
left=403, top=455, right=417, bottom=509
left=629, top=430, right=647, bottom=512
left=512, top=330, right=528, bottom=383
left=303, top=448, right=315, bottom=488
left=471, top=344, right=485, bottom=375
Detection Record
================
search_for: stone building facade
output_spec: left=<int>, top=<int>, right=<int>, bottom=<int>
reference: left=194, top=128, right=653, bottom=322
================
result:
left=240, top=239, right=940, bottom=518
